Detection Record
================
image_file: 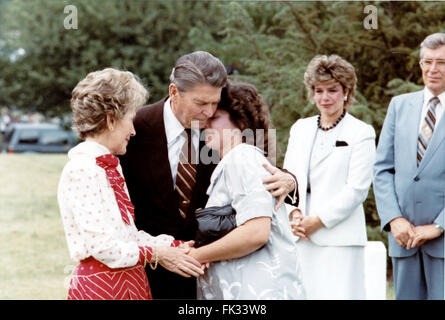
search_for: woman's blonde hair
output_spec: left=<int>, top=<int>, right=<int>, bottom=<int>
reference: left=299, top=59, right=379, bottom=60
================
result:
left=303, top=55, right=357, bottom=110
left=71, top=68, right=148, bottom=139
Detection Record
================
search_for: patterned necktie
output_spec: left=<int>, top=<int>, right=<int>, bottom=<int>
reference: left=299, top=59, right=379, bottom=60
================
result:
left=417, top=96, right=440, bottom=165
left=96, top=154, right=135, bottom=225
left=175, top=129, right=197, bottom=219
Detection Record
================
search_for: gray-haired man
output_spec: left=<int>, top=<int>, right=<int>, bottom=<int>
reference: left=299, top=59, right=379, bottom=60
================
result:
left=120, top=51, right=297, bottom=299
left=374, top=33, right=445, bottom=300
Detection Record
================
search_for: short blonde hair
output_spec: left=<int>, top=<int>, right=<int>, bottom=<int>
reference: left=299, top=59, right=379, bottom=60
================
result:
left=304, top=55, right=357, bottom=110
left=71, top=68, right=148, bottom=139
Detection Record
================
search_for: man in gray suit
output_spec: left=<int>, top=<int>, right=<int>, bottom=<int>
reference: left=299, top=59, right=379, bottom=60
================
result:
left=374, top=33, right=445, bottom=300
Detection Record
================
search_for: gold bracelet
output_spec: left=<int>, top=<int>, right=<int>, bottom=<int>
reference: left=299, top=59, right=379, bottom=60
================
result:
left=142, top=247, right=148, bottom=268
left=149, top=247, right=158, bottom=270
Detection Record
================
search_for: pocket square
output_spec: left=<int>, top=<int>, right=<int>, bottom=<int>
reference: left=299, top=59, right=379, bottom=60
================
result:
left=335, top=140, right=348, bottom=147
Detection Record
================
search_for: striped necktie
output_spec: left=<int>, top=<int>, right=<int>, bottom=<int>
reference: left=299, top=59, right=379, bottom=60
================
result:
left=417, top=96, right=440, bottom=166
left=175, top=129, right=197, bottom=218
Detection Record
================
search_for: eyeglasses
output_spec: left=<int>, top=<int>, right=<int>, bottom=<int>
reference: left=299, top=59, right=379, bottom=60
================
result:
left=419, top=59, right=445, bottom=70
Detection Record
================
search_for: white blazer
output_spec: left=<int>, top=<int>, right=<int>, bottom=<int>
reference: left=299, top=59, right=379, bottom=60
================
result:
left=284, top=113, right=376, bottom=246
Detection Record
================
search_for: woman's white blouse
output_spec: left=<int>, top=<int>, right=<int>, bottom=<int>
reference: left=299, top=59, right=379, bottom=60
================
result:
left=197, top=143, right=305, bottom=299
left=310, top=119, right=346, bottom=170
left=57, top=141, right=175, bottom=269
left=206, top=144, right=274, bottom=226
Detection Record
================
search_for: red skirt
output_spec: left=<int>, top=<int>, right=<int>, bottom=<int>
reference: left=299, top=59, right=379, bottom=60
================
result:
left=67, top=257, right=152, bottom=300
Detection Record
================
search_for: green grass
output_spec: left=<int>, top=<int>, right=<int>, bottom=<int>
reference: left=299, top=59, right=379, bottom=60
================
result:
left=0, top=153, right=395, bottom=300
left=0, top=154, right=72, bottom=299
left=387, top=280, right=395, bottom=300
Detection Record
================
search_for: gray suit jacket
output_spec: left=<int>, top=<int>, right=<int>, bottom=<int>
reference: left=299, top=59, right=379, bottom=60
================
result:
left=374, top=90, right=444, bottom=258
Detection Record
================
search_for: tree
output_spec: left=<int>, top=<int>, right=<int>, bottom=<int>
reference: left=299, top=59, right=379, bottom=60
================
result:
left=1, top=0, right=444, bottom=242
left=205, top=1, right=444, bottom=154
left=0, top=0, right=223, bottom=116
left=192, top=1, right=445, bottom=240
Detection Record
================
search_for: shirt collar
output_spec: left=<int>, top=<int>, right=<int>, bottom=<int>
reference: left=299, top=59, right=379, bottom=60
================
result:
left=68, top=140, right=111, bottom=160
left=163, top=98, right=186, bottom=145
left=424, top=87, right=445, bottom=107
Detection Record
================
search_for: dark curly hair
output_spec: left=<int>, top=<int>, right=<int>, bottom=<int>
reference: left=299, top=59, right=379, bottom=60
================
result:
left=218, top=81, right=274, bottom=161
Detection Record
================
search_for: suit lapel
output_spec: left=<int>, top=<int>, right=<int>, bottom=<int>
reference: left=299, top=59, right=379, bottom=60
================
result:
left=144, top=105, right=216, bottom=216
left=303, top=117, right=318, bottom=176
left=406, top=90, right=445, bottom=174
left=404, top=92, right=424, bottom=173
left=142, top=99, right=176, bottom=201
left=418, top=100, right=445, bottom=173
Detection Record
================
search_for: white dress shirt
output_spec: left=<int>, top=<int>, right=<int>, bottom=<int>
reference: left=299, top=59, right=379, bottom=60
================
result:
left=418, top=87, right=445, bottom=133
left=163, top=98, right=200, bottom=185
left=57, top=141, right=176, bottom=268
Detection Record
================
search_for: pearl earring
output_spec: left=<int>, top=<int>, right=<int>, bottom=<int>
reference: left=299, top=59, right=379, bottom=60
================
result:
left=344, top=96, right=348, bottom=101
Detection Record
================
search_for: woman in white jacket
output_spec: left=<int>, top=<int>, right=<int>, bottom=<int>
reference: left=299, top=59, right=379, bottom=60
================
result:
left=284, top=55, right=376, bottom=299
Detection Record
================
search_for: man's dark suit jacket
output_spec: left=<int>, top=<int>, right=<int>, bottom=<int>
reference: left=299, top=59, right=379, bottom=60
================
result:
left=119, top=98, right=216, bottom=299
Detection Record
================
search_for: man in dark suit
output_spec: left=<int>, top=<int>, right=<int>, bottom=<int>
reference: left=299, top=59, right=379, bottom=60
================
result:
left=121, top=51, right=298, bottom=299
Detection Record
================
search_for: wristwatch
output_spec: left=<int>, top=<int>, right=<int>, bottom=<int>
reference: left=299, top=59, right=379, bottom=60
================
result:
left=434, top=224, right=444, bottom=234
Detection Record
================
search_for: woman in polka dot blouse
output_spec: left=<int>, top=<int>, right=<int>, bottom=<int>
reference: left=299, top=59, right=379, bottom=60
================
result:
left=58, top=68, right=204, bottom=300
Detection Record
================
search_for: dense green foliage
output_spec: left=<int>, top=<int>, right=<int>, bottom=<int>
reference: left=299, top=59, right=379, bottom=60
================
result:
left=0, top=0, right=222, bottom=115
left=1, top=0, right=445, bottom=242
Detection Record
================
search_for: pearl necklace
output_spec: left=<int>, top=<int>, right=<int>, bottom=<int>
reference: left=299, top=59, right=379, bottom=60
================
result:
left=317, top=109, right=346, bottom=131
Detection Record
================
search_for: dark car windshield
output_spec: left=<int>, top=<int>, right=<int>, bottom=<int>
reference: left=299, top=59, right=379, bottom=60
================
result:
left=2, top=123, right=77, bottom=154
left=17, top=129, right=40, bottom=144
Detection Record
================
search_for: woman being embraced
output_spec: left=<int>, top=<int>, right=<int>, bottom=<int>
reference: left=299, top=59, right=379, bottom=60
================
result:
left=284, top=55, right=376, bottom=299
left=58, top=68, right=204, bottom=300
left=189, top=82, right=306, bottom=300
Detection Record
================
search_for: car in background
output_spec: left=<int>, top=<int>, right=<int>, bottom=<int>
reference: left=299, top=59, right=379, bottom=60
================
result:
left=1, top=123, right=77, bottom=154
